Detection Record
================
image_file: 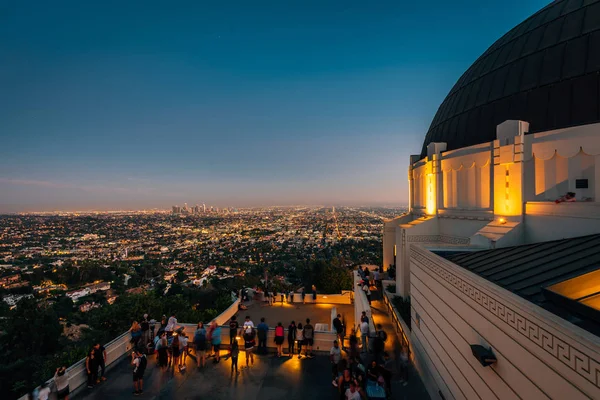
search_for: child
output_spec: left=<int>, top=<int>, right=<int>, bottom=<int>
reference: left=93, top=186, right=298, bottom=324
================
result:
left=230, top=338, right=240, bottom=374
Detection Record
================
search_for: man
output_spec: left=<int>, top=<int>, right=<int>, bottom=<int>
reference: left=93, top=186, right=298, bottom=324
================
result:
left=360, top=311, right=368, bottom=324
left=211, top=321, right=222, bottom=363
left=360, top=319, right=370, bottom=353
left=93, top=342, right=107, bottom=382
left=333, top=314, right=344, bottom=348
left=242, top=315, right=255, bottom=332
left=345, top=381, right=361, bottom=400
left=257, top=317, right=269, bottom=355
left=131, top=349, right=147, bottom=396
left=166, top=313, right=177, bottom=334
left=303, top=318, right=314, bottom=357
left=140, top=314, right=150, bottom=346
left=373, top=268, right=381, bottom=290
left=362, top=282, right=371, bottom=304
left=301, top=287, right=306, bottom=304
left=229, top=316, right=239, bottom=347
left=330, top=340, right=342, bottom=387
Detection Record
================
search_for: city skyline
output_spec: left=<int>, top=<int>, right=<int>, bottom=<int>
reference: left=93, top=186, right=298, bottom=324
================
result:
left=0, top=0, right=548, bottom=213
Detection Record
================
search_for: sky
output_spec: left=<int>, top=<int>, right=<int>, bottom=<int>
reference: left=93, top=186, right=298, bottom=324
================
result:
left=0, top=0, right=549, bottom=212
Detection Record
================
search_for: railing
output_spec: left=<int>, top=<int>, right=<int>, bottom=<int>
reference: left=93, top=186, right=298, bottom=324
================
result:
left=19, top=298, right=240, bottom=400
left=353, top=271, right=377, bottom=350
left=19, top=296, right=344, bottom=400
left=382, top=280, right=410, bottom=351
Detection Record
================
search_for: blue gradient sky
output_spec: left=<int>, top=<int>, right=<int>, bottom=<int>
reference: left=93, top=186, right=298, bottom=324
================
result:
left=0, top=0, right=548, bottom=212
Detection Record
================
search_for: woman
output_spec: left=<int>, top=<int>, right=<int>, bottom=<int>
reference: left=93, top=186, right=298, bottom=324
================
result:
left=171, top=335, right=181, bottom=371
left=157, top=334, right=169, bottom=369
left=54, top=366, right=70, bottom=400
left=243, top=327, right=255, bottom=368
left=85, top=350, right=97, bottom=388
left=194, top=322, right=207, bottom=368
left=287, top=321, right=297, bottom=357
left=274, top=322, right=285, bottom=357
left=296, top=322, right=304, bottom=359
left=130, top=321, right=142, bottom=346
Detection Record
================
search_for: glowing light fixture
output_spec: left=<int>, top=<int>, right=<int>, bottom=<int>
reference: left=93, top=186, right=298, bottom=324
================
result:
left=498, top=217, right=506, bottom=225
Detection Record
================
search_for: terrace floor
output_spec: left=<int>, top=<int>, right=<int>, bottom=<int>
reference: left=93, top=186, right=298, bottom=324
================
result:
left=77, top=351, right=335, bottom=400
left=235, top=300, right=356, bottom=331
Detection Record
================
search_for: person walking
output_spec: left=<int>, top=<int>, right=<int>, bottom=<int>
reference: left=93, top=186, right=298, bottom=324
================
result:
left=360, top=319, right=370, bottom=353
left=85, top=350, right=97, bottom=388
left=330, top=340, right=342, bottom=387
left=311, top=284, right=317, bottom=301
left=230, top=338, right=240, bottom=375
left=303, top=318, right=314, bottom=357
left=211, top=321, right=222, bottom=363
left=92, top=343, right=107, bottom=382
left=257, top=317, right=268, bottom=355
left=287, top=321, right=297, bottom=357
left=54, top=367, right=70, bottom=400
left=131, top=349, right=147, bottom=396
left=243, top=327, right=256, bottom=368
left=296, top=322, right=304, bottom=359
left=194, top=322, right=207, bottom=368
left=274, top=322, right=285, bottom=357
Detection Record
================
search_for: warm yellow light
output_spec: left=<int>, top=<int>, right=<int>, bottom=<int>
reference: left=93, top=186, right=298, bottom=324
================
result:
left=498, top=218, right=506, bottom=224
left=425, top=173, right=436, bottom=215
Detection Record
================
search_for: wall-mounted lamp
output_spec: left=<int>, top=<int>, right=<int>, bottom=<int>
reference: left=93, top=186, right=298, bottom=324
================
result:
left=498, top=217, right=506, bottom=225
left=470, top=345, right=497, bottom=367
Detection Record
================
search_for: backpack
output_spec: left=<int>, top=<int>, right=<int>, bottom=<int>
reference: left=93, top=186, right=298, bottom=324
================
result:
left=304, top=325, right=314, bottom=339
left=138, top=355, right=147, bottom=372
left=378, top=330, right=388, bottom=342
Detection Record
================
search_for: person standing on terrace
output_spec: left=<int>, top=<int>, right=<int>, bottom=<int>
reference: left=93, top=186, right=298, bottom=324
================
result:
left=242, top=315, right=254, bottom=332
left=228, top=316, right=239, bottom=348
left=93, top=343, right=107, bottom=382
left=140, top=314, right=150, bottom=346
left=194, top=322, right=207, bottom=368
left=171, top=334, right=181, bottom=371
left=131, top=349, right=147, bottom=396
left=360, top=318, right=370, bottom=353
left=230, top=338, right=240, bottom=375
left=257, top=317, right=269, bottom=355
left=243, top=327, right=256, bottom=368
left=287, top=320, right=297, bottom=357
left=296, top=322, right=304, bottom=359
left=54, top=366, right=70, bottom=400
left=274, top=322, right=285, bottom=357
left=157, top=334, right=169, bottom=370
left=211, top=321, right=222, bottom=363
left=129, top=321, right=142, bottom=347
left=85, top=350, right=97, bottom=389
left=303, top=318, right=314, bottom=358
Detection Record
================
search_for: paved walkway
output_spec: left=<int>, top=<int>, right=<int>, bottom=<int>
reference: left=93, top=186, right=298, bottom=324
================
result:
left=369, top=292, right=430, bottom=399
left=77, top=351, right=338, bottom=400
